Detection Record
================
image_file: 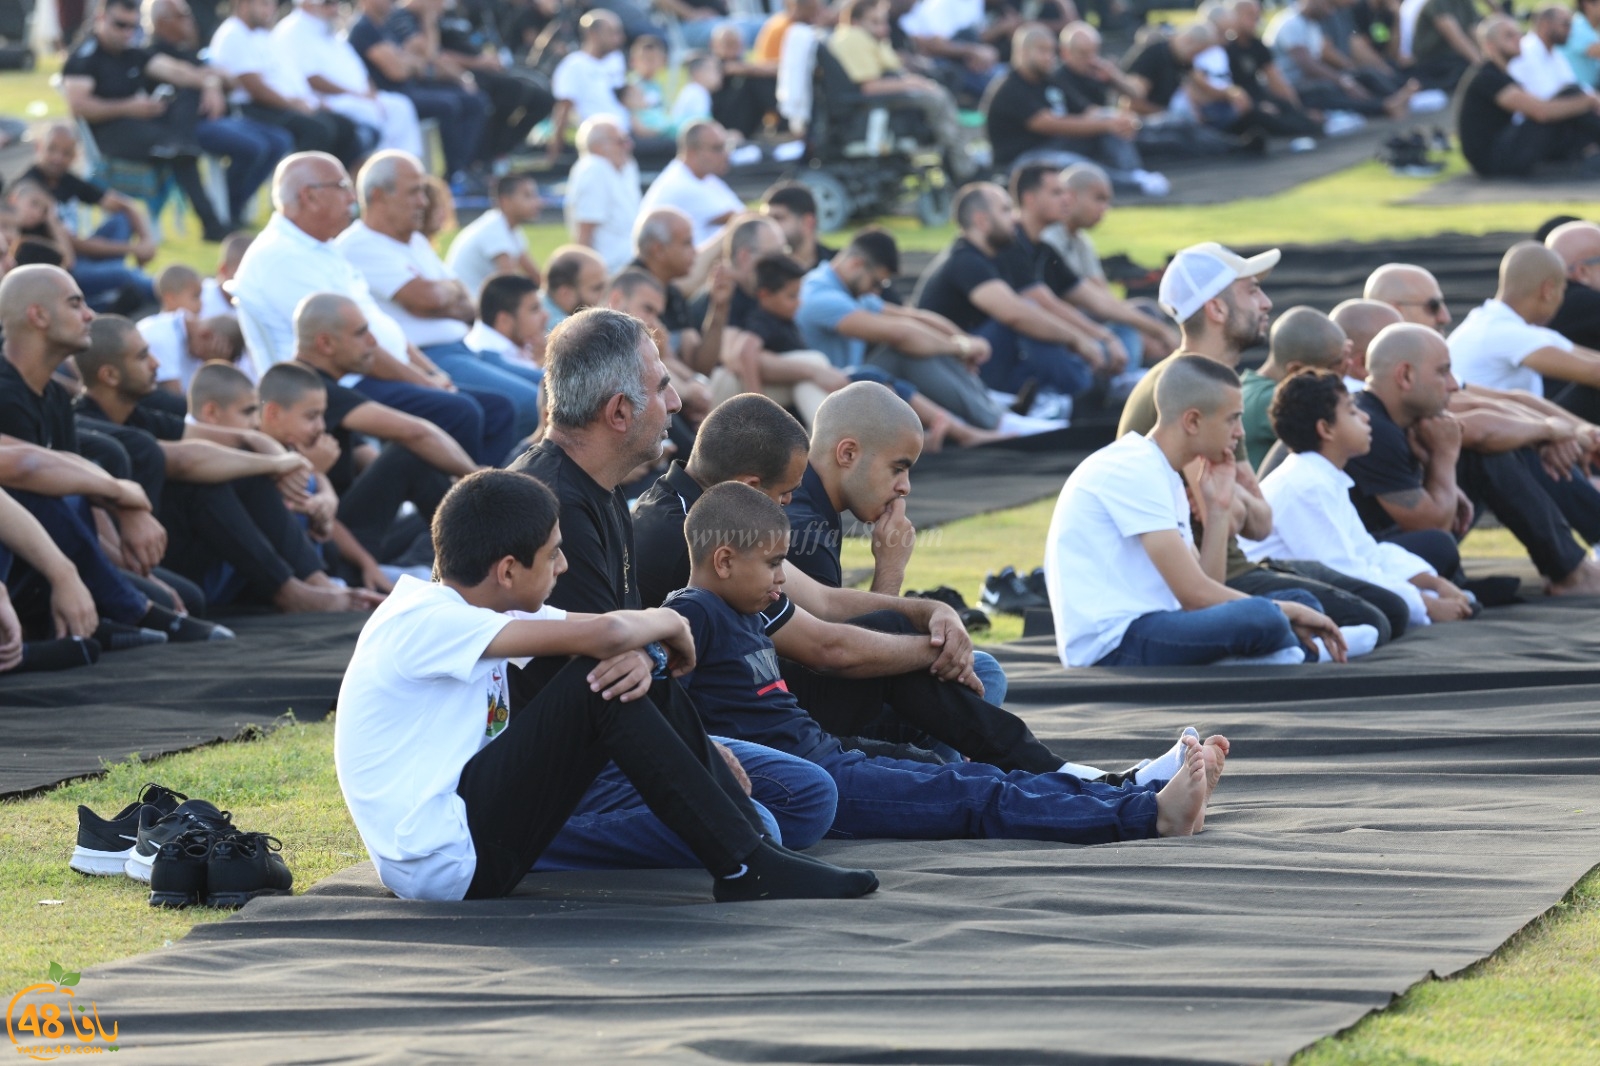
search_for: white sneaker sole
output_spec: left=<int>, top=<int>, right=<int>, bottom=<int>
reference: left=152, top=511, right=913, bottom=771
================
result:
left=70, top=845, right=134, bottom=877
left=123, top=849, right=157, bottom=883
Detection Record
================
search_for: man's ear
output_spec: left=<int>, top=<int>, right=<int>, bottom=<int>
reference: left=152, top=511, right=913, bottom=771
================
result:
left=1181, top=407, right=1203, bottom=435
left=602, top=391, right=633, bottom=434
left=712, top=543, right=736, bottom=578
left=834, top=437, right=860, bottom=469
left=492, top=555, right=519, bottom=589
left=731, top=474, right=763, bottom=490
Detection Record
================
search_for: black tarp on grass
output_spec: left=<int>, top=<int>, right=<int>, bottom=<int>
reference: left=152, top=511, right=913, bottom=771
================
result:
left=72, top=602, right=1600, bottom=1064
left=0, top=613, right=365, bottom=798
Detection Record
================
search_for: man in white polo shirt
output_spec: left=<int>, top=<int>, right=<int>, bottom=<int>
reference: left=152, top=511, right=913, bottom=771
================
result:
left=1449, top=241, right=1600, bottom=397
left=638, top=121, right=745, bottom=246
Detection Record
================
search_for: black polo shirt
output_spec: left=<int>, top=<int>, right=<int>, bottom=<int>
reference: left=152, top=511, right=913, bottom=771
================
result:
left=62, top=37, right=154, bottom=101
left=632, top=459, right=704, bottom=608
left=1122, top=37, right=1184, bottom=109
left=985, top=68, right=1087, bottom=170
left=0, top=357, right=78, bottom=452
left=664, top=585, right=831, bottom=759
left=509, top=438, right=637, bottom=612
left=1344, top=389, right=1421, bottom=537
left=76, top=393, right=185, bottom=441
left=783, top=462, right=843, bottom=587
left=912, top=237, right=1011, bottom=334
left=995, top=224, right=1081, bottom=300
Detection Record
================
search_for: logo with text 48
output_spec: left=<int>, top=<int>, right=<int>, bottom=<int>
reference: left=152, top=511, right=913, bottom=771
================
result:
left=6, top=963, right=119, bottom=1059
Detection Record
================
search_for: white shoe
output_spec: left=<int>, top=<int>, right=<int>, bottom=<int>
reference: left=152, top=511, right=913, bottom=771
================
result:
left=1132, top=169, right=1170, bottom=197
left=1216, top=646, right=1307, bottom=666
left=1314, top=624, right=1380, bottom=662
left=1289, top=136, right=1317, bottom=153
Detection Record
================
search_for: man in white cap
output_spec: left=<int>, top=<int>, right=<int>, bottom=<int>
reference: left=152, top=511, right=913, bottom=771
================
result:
left=1114, top=241, right=1400, bottom=650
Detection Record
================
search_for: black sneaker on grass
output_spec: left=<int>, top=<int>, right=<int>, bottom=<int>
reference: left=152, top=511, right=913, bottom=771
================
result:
left=125, top=799, right=235, bottom=883
left=205, top=832, right=292, bottom=908
left=69, top=783, right=188, bottom=877
left=905, top=586, right=991, bottom=633
left=1023, top=567, right=1050, bottom=609
left=980, top=567, right=1050, bottom=616
left=149, top=828, right=223, bottom=909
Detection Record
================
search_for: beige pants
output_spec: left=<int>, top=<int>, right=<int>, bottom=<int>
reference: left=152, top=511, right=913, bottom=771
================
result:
left=708, top=349, right=835, bottom=427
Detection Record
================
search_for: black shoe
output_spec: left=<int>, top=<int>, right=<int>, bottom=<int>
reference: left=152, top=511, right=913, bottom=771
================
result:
left=905, top=587, right=991, bottom=632
left=138, top=603, right=235, bottom=643
left=125, top=799, right=235, bottom=883
left=980, top=567, right=1049, bottom=616
left=94, top=621, right=168, bottom=652
left=70, top=783, right=188, bottom=877
left=205, top=832, right=292, bottom=908
left=149, top=828, right=221, bottom=908
left=1010, top=378, right=1040, bottom=417
left=1023, top=567, right=1050, bottom=609
left=16, top=636, right=100, bottom=672
left=1460, top=575, right=1521, bottom=608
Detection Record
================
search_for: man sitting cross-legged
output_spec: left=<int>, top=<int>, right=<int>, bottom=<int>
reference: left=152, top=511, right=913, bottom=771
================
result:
left=1047, top=356, right=1345, bottom=668
left=668, top=481, right=1225, bottom=844
left=1242, top=368, right=1474, bottom=634
left=334, top=468, right=878, bottom=902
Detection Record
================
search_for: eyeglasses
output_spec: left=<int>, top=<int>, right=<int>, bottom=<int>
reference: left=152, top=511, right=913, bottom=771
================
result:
left=1396, top=296, right=1447, bottom=314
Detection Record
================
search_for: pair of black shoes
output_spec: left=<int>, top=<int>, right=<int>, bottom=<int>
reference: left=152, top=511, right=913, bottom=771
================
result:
left=980, top=566, right=1050, bottom=615
left=149, top=828, right=293, bottom=910
left=904, top=586, right=990, bottom=632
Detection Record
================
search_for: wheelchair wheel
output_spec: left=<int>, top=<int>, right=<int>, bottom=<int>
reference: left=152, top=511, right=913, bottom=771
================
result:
left=797, top=169, right=852, bottom=234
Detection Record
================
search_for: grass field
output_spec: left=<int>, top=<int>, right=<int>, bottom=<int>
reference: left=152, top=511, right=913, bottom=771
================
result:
left=1, top=57, right=1597, bottom=1064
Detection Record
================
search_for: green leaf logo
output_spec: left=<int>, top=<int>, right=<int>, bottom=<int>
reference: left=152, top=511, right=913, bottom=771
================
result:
left=60, top=971, right=80, bottom=986
left=48, top=961, right=63, bottom=982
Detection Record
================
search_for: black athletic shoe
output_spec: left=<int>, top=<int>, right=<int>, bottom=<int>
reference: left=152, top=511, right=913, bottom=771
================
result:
left=205, top=832, right=292, bottom=909
left=905, top=586, right=992, bottom=632
left=1023, top=567, right=1050, bottom=609
left=93, top=621, right=168, bottom=652
left=69, top=783, right=188, bottom=877
left=149, top=828, right=221, bottom=909
left=125, top=799, right=235, bottom=883
left=980, top=567, right=1049, bottom=616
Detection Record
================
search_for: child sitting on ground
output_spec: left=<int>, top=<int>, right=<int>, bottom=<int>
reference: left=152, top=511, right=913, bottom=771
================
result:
left=667, top=480, right=1224, bottom=844
left=334, top=468, right=879, bottom=902
left=1241, top=368, right=1476, bottom=629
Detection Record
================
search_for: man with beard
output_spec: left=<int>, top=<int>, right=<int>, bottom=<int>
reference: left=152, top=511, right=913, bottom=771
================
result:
left=1116, top=242, right=1398, bottom=646
left=1456, top=15, right=1600, bottom=178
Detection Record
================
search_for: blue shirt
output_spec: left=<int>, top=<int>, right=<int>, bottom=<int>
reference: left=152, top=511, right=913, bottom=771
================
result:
left=796, top=261, right=885, bottom=369
left=664, top=586, right=839, bottom=760
left=782, top=462, right=843, bottom=587
left=1564, top=15, right=1600, bottom=92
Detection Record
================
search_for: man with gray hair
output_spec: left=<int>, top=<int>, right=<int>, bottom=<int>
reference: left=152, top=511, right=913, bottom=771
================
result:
left=638, top=120, right=745, bottom=246
left=631, top=207, right=732, bottom=380
left=566, top=115, right=643, bottom=273
left=232, top=151, right=516, bottom=466
left=337, top=149, right=541, bottom=443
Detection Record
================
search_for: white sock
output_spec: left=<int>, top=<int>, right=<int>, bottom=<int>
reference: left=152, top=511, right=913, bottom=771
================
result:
left=1217, top=645, right=1308, bottom=666
left=1058, top=761, right=1109, bottom=780
left=1342, top=624, right=1380, bottom=658
left=1132, top=727, right=1201, bottom=786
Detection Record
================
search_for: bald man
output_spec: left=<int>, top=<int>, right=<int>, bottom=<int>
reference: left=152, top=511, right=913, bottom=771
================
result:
left=1544, top=221, right=1600, bottom=422
left=1457, top=15, right=1600, bottom=178
left=1330, top=298, right=1403, bottom=392
left=1449, top=242, right=1600, bottom=397
left=1240, top=307, right=1350, bottom=468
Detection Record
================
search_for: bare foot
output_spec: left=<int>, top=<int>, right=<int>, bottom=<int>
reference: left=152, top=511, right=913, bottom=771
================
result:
left=1153, top=736, right=1206, bottom=838
left=274, top=579, right=384, bottom=613
left=1383, top=79, right=1420, bottom=120
left=1193, top=735, right=1230, bottom=833
left=922, top=412, right=952, bottom=453
left=945, top=421, right=1017, bottom=447
left=1549, top=560, right=1600, bottom=597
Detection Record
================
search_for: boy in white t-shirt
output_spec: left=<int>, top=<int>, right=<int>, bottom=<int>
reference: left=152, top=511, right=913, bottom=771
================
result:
left=671, top=53, right=723, bottom=130
left=444, top=173, right=545, bottom=299
left=335, top=469, right=878, bottom=902
left=1244, top=368, right=1476, bottom=631
left=1045, top=355, right=1344, bottom=668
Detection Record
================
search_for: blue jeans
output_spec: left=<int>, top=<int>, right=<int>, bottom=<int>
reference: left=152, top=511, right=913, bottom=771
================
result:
left=1108, top=321, right=1143, bottom=369
left=5, top=493, right=147, bottom=624
left=678, top=14, right=767, bottom=49
left=196, top=114, right=294, bottom=223
left=69, top=215, right=155, bottom=310
left=399, top=84, right=489, bottom=177
left=972, top=650, right=1007, bottom=707
left=534, top=738, right=837, bottom=870
left=1094, top=590, right=1320, bottom=667
left=822, top=745, right=1160, bottom=843
left=480, top=350, right=544, bottom=388
left=974, top=318, right=1096, bottom=398
left=351, top=377, right=518, bottom=467
left=422, top=342, right=542, bottom=444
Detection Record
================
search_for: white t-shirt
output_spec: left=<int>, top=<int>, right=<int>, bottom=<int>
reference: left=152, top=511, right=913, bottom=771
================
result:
left=208, top=16, right=316, bottom=108
left=464, top=320, right=543, bottom=376
left=899, top=0, right=984, bottom=39
left=638, top=158, right=745, bottom=246
left=550, top=49, right=628, bottom=122
left=671, top=81, right=713, bottom=126
left=139, top=310, right=197, bottom=389
left=1044, top=432, right=1190, bottom=668
left=337, top=221, right=471, bottom=349
left=334, top=576, right=565, bottom=901
left=1264, top=8, right=1325, bottom=88
left=563, top=154, right=644, bottom=273
left=445, top=209, right=529, bottom=299
left=1242, top=450, right=1434, bottom=627
left=200, top=277, right=233, bottom=320
left=274, top=8, right=372, bottom=95
left=1447, top=298, right=1573, bottom=397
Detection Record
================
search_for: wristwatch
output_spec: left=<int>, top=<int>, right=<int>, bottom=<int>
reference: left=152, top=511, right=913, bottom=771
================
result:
left=644, top=642, right=669, bottom=679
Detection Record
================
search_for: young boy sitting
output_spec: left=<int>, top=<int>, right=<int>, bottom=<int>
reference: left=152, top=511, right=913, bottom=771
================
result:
left=667, top=480, right=1223, bottom=843
left=156, top=264, right=203, bottom=315
left=1241, top=369, right=1476, bottom=630
left=671, top=52, right=725, bottom=132
left=742, top=253, right=809, bottom=358
left=1046, top=355, right=1347, bottom=668
left=334, top=468, right=879, bottom=902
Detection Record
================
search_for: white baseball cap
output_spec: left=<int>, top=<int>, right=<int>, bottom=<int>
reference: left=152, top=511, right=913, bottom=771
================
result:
left=1157, top=242, right=1281, bottom=322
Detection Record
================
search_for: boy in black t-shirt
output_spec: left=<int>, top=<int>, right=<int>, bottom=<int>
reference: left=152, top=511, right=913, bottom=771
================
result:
left=668, top=482, right=1224, bottom=844
left=740, top=254, right=809, bottom=356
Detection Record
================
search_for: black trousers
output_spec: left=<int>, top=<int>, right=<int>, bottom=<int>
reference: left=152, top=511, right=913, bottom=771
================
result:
left=1458, top=449, right=1585, bottom=580
left=1229, top=559, right=1410, bottom=644
left=335, top=443, right=452, bottom=564
left=75, top=417, right=167, bottom=511
left=1384, top=529, right=1463, bottom=584
left=159, top=477, right=323, bottom=603
left=1470, top=107, right=1600, bottom=178
left=241, top=104, right=371, bottom=170
left=470, top=69, right=551, bottom=162
left=88, top=89, right=225, bottom=234
left=457, top=658, right=765, bottom=898
left=1233, top=90, right=1322, bottom=138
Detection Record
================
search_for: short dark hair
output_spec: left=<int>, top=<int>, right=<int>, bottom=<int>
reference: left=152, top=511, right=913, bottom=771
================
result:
left=546, top=248, right=593, bottom=293
left=495, top=172, right=537, bottom=201
left=688, top=393, right=809, bottom=488
left=846, top=226, right=899, bottom=274
left=1008, top=162, right=1057, bottom=204
left=104, top=0, right=138, bottom=14
left=609, top=268, right=665, bottom=301
left=684, top=481, right=792, bottom=567
left=432, top=470, right=561, bottom=585
left=480, top=273, right=539, bottom=326
left=78, top=315, right=139, bottom=383
left=762, top=181, right=817, bottom=219
left=259, top=361, right=326, bottom=408
left=952, top=183, right=993, bottom=230
left=1270, top=368, right=1348, bottom=455
left=188, top=361, right=253, bottom=413
left=155, top=263, right=201, bottom=297
left=754, top=253, right=807, bottom=294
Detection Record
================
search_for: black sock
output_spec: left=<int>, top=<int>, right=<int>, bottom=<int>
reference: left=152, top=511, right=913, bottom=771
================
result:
left=14, top=637, right=101, bottom=673
left=712, top=838, right=879, bottom=903
left=139, top=604, right=234, bottom=643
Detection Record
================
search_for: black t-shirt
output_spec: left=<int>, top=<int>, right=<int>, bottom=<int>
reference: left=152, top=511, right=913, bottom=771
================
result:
left=306, top=364, right=370, bottom=494
left=994, top=225, right=1080, bottom=299
left=985, top=69, right=1083, bottom=169
left=664, top=585, right=833, bottom=759
left=509, top=438, right=637, bottom=612
left=1457, top=63, right=1515, bottom=175
left=62, top=37, right=154, bottom=101
left=347, top=15, right=403, bottom=92
left=1352, top=0, right=1396, bottom=50
left=76, top=393, right=185, bottom=441
left=783, top=462, right=843, bottom=587
left=1548, top=280, right=1600, bottom=350
left=0, top=357, right=78, bottom=452
left=1227, top=37, right=1275, bottom=92
left=1123, top=37, right=1184, bottom=108
left=912, top=237, right=1008, bottom=333
left=1053, top=65, right=1111, bottom=108
left=742, top=307, right=806, bottom=354
left=632, top=459, right=702, bottom=609
left=22, top=165, right=105, bottom=212
left=1344, top=390, right=1420, bottom=537
left=688, top=285, right=758, bottom=334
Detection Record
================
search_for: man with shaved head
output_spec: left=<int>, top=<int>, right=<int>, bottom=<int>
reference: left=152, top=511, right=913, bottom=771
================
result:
left=1456, top=15, right=1600, bottom=178
left=1544, top=220, right=1600, bottom=421
left=1330, top=298, right=1403, bottom=392
left=1240, top=307, right=1350, bottom=467
left=1449, top=242, right=1600, bottom=397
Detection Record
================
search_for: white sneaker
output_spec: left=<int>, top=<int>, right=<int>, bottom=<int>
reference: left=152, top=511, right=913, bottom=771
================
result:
left=1132, top=169, right=1171, bottom=197
left=1216, top=646, right=1307, bottom=666
left=1289, top=136, right=1318, bottom=153
left=1323, top=111, right=1366, bottom=136
left=1408, top=89, right=1449, bottom=113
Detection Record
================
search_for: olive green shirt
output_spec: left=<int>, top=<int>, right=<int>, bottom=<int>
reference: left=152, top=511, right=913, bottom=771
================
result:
left=1240, top=368, right=1279, bottom=471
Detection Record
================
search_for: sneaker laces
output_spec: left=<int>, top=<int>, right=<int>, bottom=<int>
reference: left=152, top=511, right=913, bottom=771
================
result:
left=221, top=832, right=283, bottom=859
left=137, top=783, right=189, bottom=808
